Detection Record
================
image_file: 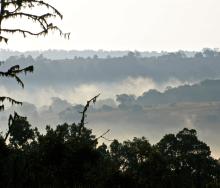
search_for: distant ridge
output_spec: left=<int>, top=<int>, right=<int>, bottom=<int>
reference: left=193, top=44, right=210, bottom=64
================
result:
left=0, top=49, right=195, bottom=60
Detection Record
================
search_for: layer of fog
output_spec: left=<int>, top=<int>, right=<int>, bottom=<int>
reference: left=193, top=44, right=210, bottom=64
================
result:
left=1, top=94, right=220, bottom=158
left=1, top=50, right=220, bottom=158
left=0, top=76, right=187, bottom=106
left=2, top=79, right=220, bottom=158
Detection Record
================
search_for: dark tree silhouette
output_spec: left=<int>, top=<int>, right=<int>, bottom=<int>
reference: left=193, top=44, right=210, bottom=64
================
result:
left=157, top=128, right=219, bottom=188
left=0, top=115, right=220, bottom=188
left=4, top=112, right=37, bottom=147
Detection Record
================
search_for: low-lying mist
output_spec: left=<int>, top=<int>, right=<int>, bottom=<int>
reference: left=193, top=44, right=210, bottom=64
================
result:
left=1, top=49, right=220, bottom=158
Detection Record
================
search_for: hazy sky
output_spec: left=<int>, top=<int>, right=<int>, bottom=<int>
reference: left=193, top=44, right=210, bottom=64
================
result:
left=1, top=0, right=220, bottom=51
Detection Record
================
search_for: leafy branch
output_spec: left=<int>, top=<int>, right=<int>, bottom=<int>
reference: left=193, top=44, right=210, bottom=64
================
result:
left=0, top=0, right=68, bottom=111
left=0, top=64, right=33, bottom=111
left=0, top=97, right=22, bottom=111
left=0, top=64, right=34, bottom=88
left=0, top=0, right=70, bottom=43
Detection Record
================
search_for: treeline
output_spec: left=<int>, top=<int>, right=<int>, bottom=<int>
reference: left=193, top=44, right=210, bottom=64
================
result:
left=0, top=112, right=220, bottom=188
left=0, top=49, right=163, bottom=60
left=117, top=79, right=220, bottom=107
left=2, top=49, right=220, bottom=87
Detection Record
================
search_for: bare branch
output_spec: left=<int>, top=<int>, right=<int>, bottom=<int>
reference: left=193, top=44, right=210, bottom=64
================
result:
left=79, top=94, right=100, bottom=127
left=96, top=129, right=113, bottom=142
left=78, top=94, right=100, bottom=136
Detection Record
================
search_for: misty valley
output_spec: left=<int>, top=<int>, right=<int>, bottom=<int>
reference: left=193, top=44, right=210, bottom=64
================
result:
left=2, top=0, right=220, bottom=187
left=1, top=49, right=220, bottom=155
left=1, top=50, right=220, bottom=187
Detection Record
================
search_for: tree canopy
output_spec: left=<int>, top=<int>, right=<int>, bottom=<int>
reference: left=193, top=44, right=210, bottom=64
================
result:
left=0, top=118, right=220, bottom=188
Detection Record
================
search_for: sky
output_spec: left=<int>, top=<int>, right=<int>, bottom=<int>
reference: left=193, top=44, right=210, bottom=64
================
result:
left=1, top=0, right=220, bottom=51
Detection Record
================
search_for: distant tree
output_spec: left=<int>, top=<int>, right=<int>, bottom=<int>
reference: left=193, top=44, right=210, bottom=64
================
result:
left=202, top=48, right=217, bottom=57
left=0, top=0, right=69, bottom=110
left=93, top=54, right=98, bottom=59
left=194, top=52, right=204, bottom=58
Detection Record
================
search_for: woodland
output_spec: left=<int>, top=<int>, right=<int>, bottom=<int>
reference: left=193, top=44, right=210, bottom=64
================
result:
left=1, top=0, right=220, bottom=188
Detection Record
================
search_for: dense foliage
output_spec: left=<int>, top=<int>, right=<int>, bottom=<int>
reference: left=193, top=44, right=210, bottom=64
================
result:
left=0, top=113, right=220, bottom=188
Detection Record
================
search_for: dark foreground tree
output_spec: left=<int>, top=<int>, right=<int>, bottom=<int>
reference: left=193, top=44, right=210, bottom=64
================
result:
left=157, top=128, right=220, bottom=188
left=0, top=118, right=220, bottom=188
left=4, top=112, right=37, bottom=147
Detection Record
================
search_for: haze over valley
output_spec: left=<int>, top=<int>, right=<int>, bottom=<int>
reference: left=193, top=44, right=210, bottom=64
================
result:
left=1, top=49, right=220, bottom=157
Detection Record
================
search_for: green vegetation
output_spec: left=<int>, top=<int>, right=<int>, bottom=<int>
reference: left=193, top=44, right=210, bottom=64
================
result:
left=0, top=107, right=220, bottom=187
